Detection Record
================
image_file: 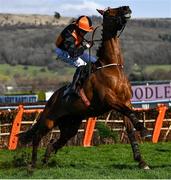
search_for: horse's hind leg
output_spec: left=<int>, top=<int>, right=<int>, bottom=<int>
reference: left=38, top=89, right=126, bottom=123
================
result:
left=124, top=117, right=150, bottom=169
left=43, top=119, right=82, bottom=164
left=31, top=118, right=55, bottom=168
left=31, top=134, right=42, bottom=168
left=43, top=133, right=67, bottom=164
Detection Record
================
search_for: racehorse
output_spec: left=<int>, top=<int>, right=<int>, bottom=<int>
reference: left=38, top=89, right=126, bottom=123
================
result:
left=19, top=6, right=150, bottom=170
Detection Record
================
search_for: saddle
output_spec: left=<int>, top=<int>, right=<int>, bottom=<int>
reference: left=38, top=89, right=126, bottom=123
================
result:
left=63, top=62, right=93, bottom=105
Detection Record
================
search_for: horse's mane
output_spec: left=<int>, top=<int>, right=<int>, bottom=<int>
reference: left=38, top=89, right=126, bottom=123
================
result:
left=96, top=39, right=103, bottom=58
left=96, top=16, right=117, bottom=59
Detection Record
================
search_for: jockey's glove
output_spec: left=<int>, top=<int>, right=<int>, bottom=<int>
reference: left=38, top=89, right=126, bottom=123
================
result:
left=84, top=43, right=91, bottom=49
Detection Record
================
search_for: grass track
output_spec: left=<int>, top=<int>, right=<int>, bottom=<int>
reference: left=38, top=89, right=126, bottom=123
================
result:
left=144, top=64, right=171, bottom=74
left=0, top=142, right=171, bottom=179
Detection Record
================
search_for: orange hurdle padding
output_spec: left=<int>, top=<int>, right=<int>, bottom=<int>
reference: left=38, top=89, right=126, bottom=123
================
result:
left=152, top=104, right=168, bottom=143
left=8, top=105, right=24, bottom=150
left=8, top=105, right=43, bottom=150
left=24, top=109, right=43, bottom=113
left=83, top=117, right=97, bottom=147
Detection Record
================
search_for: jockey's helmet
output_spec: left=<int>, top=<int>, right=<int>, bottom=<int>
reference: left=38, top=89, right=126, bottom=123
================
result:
left=75, top=16, right=94, bottom=32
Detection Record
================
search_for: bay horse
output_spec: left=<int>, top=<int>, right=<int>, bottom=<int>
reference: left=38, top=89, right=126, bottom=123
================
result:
left=19, top=6, right=150, bottom=169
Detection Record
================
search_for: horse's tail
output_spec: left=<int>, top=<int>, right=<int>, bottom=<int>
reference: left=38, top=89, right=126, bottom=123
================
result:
left=17, top=120, right=40, bottom=145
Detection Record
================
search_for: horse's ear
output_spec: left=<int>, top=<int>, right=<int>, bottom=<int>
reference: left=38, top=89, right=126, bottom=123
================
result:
left=96, top=9, right=104, bottom=15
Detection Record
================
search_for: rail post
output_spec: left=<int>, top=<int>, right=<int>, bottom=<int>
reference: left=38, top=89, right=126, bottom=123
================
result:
left=83, top=117, right=97, bottom=147
left=152, top=104, right=168, bottom=143
left=8, top=105, right=24, bottom=150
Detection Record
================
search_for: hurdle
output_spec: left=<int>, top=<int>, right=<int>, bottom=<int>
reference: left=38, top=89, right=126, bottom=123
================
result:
left=8, top=105, right=43, bottom=150
left=83, top=117, right=97, bottom=147
left=7, top=104, right=97, bottom=149
left=83, top=104, right=170, bottom=146
left=152, top=104, right=168, bottom=143
left=4, top=102, right=171, bottom=150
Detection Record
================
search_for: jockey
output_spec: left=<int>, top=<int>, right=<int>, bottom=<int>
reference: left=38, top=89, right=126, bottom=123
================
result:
left=55, top=15, right=97, bottom=97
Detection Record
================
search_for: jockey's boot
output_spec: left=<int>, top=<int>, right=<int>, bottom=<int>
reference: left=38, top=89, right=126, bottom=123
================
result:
left=63, top=66, right=83, bottom=98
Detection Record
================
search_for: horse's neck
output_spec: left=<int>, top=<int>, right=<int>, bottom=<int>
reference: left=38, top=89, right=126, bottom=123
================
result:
left=99, top=36, right=124, bottom=66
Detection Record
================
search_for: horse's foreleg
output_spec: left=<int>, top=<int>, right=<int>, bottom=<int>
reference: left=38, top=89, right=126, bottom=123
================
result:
left=105, top=95, right=150, bottom=138
left=128, top=131, right=150, bottom=169
left=124, top=117, right=150, bottom=169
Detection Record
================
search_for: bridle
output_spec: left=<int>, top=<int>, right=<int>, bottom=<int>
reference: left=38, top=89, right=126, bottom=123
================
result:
left=82, top=8, right=130, bottom=72
left=83, top=9, right=129, bottom=45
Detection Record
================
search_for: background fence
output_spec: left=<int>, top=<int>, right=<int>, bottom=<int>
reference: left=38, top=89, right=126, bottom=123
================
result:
left=0, top=103, right=171, bottom=149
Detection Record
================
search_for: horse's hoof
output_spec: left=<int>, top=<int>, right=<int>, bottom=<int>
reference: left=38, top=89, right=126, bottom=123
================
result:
left=140, top=128, right=152, bottom=138
left=143, top=165, right=150, bottom=170
left=139, top=161, right=150, bottom=170
left=42, top=158, right=48, bottom=165
left=27, top=164, right=35, bottom=175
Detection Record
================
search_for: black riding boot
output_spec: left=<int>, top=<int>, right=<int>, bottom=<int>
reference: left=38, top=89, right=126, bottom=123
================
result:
left=63, top=66, right=84, bottom=97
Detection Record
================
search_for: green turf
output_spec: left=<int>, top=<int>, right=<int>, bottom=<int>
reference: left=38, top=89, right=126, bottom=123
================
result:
left=0, top=142, right=171, bottom=179
left=0, top=64, right=74, bottom=78
left=144, top=64, right=171, bottom=74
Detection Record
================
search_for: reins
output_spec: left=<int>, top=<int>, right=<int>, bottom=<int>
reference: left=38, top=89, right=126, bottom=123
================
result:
left=117, top=24, right=126, bottom=38
left=86, top=26, right=100, bottom=75
left=83, top=15, right=126, bottom=73
left=86, top=25, right=125, bottom=72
